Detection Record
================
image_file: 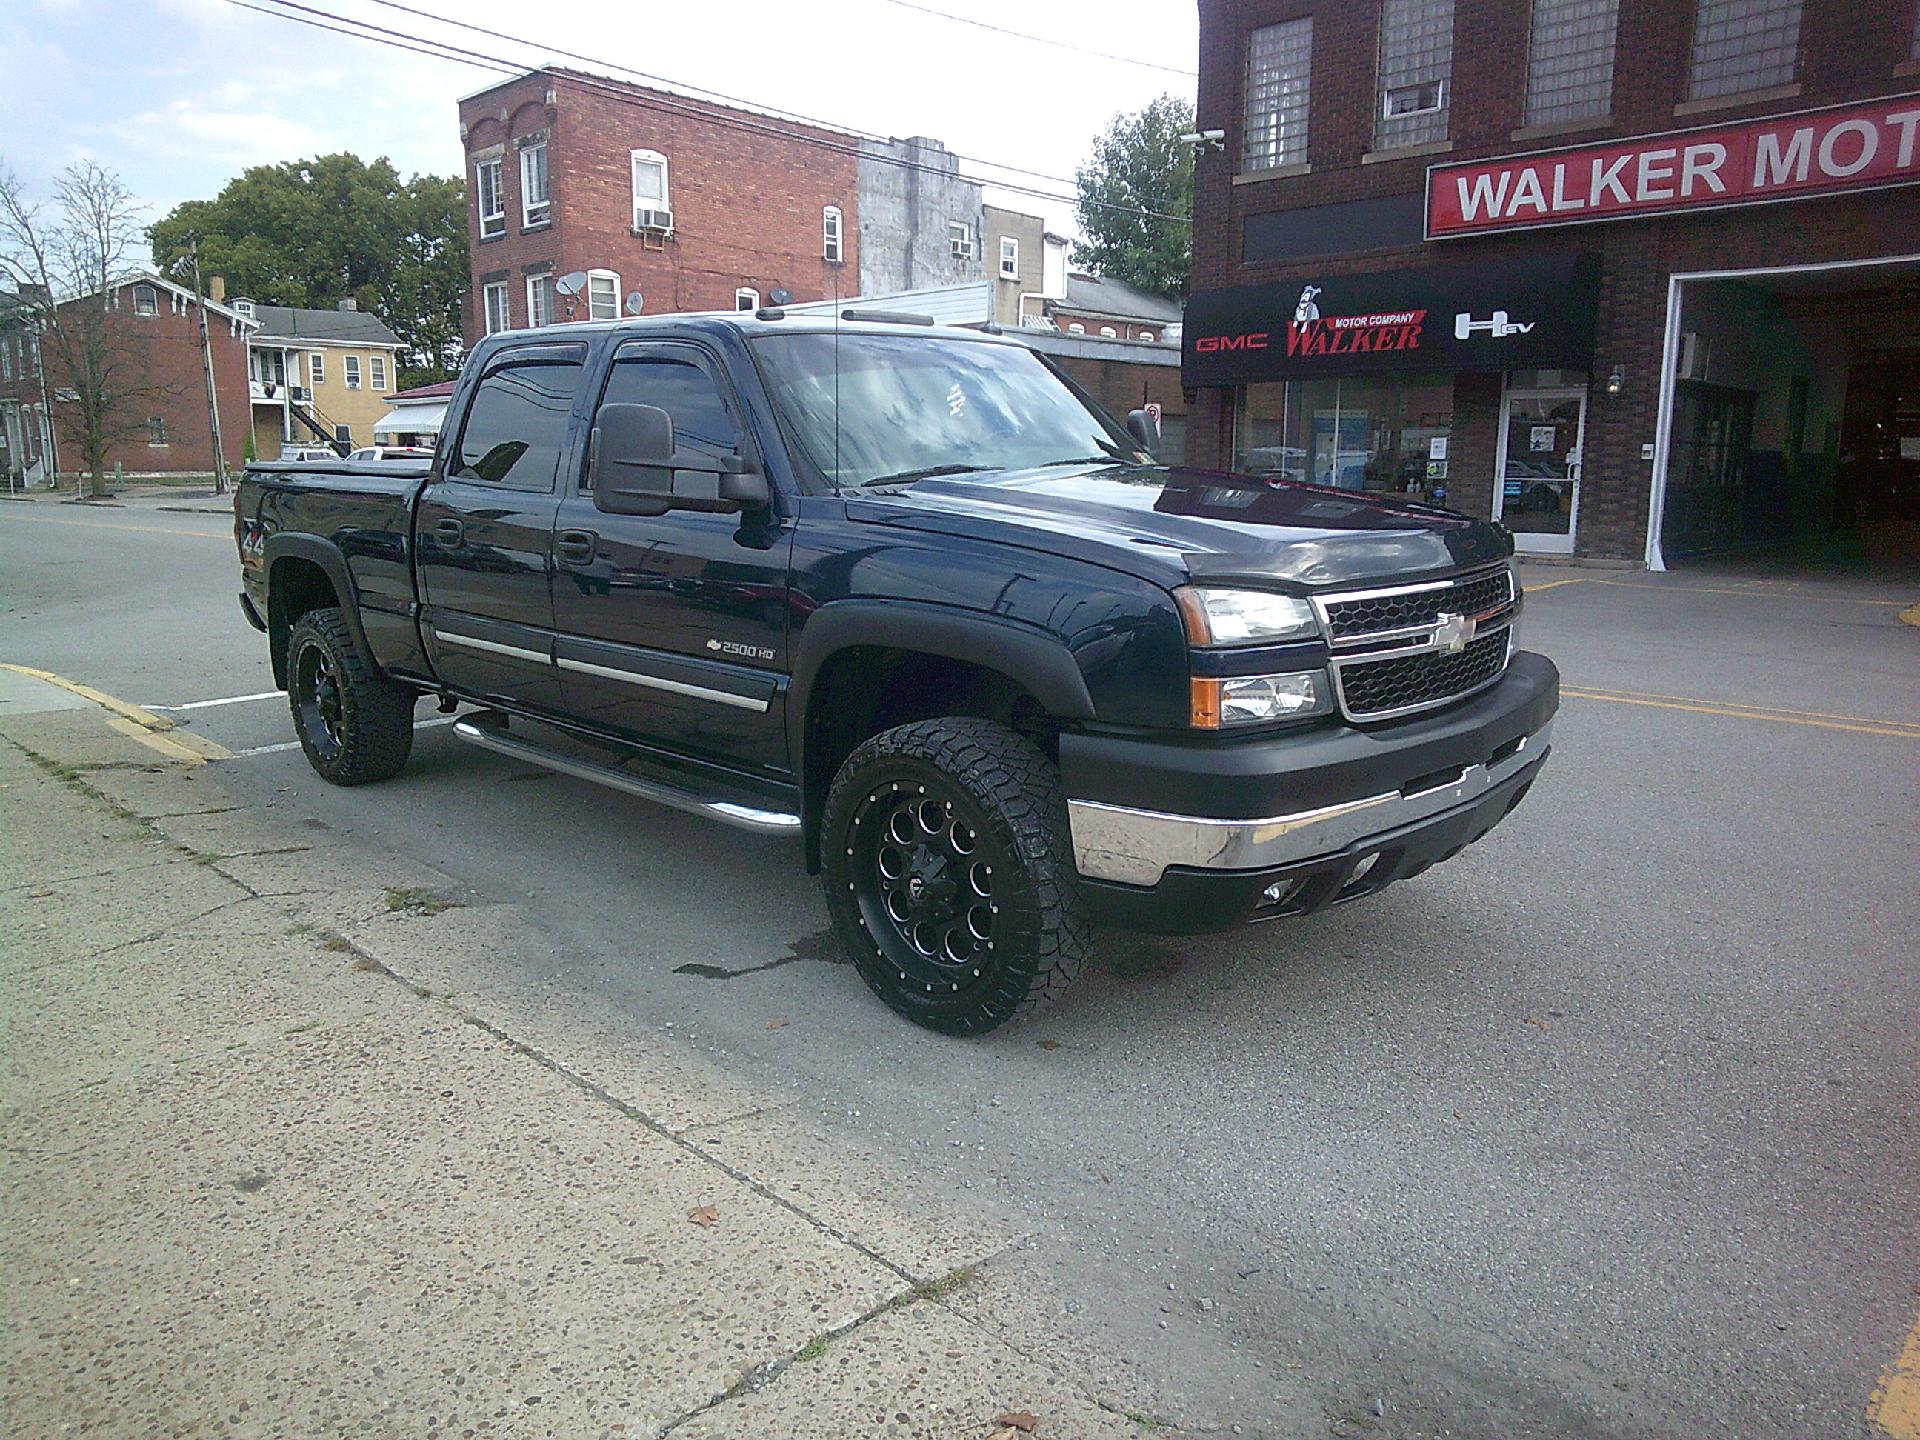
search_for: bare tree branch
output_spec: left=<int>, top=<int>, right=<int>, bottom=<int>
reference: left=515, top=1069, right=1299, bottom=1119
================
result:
left=0, top=159, right=158, bottom=496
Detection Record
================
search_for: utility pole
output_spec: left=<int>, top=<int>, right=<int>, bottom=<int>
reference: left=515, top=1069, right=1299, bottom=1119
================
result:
left=187, top=239, right=229, bottom=494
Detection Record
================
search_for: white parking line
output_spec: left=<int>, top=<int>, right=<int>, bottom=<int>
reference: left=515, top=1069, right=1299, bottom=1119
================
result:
left=222, top=715, right=459, bottom=760
left=148, top=691, right=284, bottom=712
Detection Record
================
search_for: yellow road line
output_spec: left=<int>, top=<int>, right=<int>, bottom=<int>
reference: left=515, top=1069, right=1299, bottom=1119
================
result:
left=2, top=513, right=228, bottom=541
left=1561, top=685, right=1920, bottom=739
left=1565, top=685, right=1920, bottom=728
left=0, top=663, right=233, bottom=762
left=1520, top=577, right=1589, bottom=592
left=1585, top=577, right=1909, bottom=606
left=1871, top=1309, right=1920, bottom=1439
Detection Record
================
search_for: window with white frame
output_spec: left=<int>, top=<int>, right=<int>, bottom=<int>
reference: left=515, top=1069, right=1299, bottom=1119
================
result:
left=1687, top=0, right=1802, bottom=100
left=1100, top=326, right=1118, bottom=338
left=735, top=287, right=760, bottom=312
left=526, top=273, right=555, bottom=328
left=233, top=298, right=254, bottom=320
left=132, top=283, right=158, bottom=316
left=519, top=137, right=550, bottom=228
left=483, top=281, right=510, bottom=335
left=1525, top=0, right=1620, bottom=126
left=1140, top=330, right=1157, bottom=343
left=309, top=351, right=325, bottom=386
left=1243, top=18, right=1313, bottom=171
left=1067, top=322, right=1085, bottom=334
left=1, top=341, right=11, bottom=381
left=587, top=270, right=619, bottom=321
left=999, top=235, right=1020, bottom=280
left=371, top=355, right=387, bottom=391
left=823, top=205, right=844, bottom=263
left=476, top=156, right=505, bottom=238
left=1375, top=0, right=1454, bottom=149
left=344, top=355, right=362, bottom=389
left=948, top=220, right=973, bottom=259
left=148, top=416, right=167, bottom=445
left=631, top=150, right=670, bottom=229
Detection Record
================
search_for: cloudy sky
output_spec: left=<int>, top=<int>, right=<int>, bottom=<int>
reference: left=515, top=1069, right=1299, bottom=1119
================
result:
left=2, top=0, right=1198, bottom=257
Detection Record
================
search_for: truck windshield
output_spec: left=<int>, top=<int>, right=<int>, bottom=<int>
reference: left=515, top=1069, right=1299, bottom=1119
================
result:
left=750, top=332, right=1146, bottom=489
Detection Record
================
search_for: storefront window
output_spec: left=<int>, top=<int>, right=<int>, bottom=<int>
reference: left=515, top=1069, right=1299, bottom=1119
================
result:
left=1234, top=374, right=1454, bottom=500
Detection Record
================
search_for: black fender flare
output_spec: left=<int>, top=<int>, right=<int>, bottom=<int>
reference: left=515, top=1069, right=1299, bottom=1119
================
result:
left=787, top=600, right=1096, bottom=857
left=260, top=533, right=381, bottom=683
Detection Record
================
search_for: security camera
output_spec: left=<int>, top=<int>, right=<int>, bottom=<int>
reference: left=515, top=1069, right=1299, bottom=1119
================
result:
left=1178, top=129, right=1227, bottom=153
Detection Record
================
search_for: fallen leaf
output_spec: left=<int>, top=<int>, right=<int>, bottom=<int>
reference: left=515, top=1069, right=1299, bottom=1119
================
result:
left=28, top=890, right=54, bottom=899
left=1523, top=1016, right=1552, bottom=1032
left=687, top=1205, right=719, bottom=1228
left=995, top=1412, right=1039, bottom=1433
left=984, top=1430, right=1017, bottom=1440
left=764, top=1018, right=788, bottom=1031
left=1035, top=1040, right=1059, bottom=1051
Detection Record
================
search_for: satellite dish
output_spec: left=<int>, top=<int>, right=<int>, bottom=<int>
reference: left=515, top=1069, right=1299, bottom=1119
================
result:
left=769, top=288, right=794, bottom=307
left=623, top=291, right=645, bottom=315
left=554, top=271, right=589, bottom=298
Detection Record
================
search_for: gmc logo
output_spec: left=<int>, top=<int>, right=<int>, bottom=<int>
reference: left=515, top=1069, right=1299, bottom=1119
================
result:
left=1195, top=332, right=1270, bottom=353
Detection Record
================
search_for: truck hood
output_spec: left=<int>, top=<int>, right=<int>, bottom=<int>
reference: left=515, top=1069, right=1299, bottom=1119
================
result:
left=845, top=463, right=1510, bottom=589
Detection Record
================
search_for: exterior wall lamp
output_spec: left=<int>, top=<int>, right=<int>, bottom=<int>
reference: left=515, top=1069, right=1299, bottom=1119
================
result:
left=1605, top=364, right=1625, bottom=397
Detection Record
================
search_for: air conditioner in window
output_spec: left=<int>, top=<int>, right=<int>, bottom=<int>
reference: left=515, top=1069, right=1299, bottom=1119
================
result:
left=289, top=386, right=310, bottom=403
left=1677, top=331, right=1710, bottom=381
left=950, top=237, right=975, bottom=259
left=635, top=207, right=675, bottom=234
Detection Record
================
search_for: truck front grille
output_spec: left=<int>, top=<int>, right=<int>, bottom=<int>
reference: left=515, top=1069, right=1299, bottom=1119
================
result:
left=1320, top=566, right=1514, bottom=644
left=1332, top=629, right=1511, bottom=721
left=1314, top=565, right=1518, bottom=722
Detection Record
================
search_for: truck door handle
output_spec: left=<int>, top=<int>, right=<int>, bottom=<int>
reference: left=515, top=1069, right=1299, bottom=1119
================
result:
left=434, top=517, right=465, bottom=547
left=557, top=529, right=598, bottom=566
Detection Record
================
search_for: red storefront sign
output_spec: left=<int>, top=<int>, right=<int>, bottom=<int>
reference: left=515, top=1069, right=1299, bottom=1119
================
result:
left=1426, top=95, right=1920, bottom=239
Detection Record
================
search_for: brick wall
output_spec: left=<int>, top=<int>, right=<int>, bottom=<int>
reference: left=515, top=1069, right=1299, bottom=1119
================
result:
left=1192, top=0, right=1920, bottom=559
left=7, top=286, right=253, bottom=476
left=460, top=69, right=861, bottom=343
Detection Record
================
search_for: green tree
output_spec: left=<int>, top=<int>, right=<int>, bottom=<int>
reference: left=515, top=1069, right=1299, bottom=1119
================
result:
left=1071, top=95, right=1195, bottom=301
left=149, top=154, right=467, bottom=384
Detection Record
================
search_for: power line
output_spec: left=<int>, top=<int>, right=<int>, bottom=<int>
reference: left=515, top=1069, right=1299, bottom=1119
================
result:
left=879, top=0, right=1196, bottom=79
left=231, top=0, right=1190, bottom=227
left=355, top=0, right=1163, bottom=201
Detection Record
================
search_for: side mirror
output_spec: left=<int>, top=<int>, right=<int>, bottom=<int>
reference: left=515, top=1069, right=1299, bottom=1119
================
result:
left=1126, top=408, right=1160, bottom=454
left=591, top=403, right=676, bottom=514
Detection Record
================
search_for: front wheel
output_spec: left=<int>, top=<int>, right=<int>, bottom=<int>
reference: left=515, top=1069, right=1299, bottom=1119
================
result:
left=821, top=717, right=1090, bottom=1035
left=287, top=606, right=415, bottom=785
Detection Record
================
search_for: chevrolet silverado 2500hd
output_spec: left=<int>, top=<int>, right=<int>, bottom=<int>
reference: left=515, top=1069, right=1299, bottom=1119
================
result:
left=236, top=311, right=1558, bottom=1033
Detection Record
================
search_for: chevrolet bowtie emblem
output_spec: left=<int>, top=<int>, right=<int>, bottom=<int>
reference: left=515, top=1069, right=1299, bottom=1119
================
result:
left=1433, top=611, right=1475, bottom=654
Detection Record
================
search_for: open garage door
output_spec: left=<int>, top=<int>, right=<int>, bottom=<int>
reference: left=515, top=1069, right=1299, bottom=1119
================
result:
left=1652, top=259, right=1920, bottom=571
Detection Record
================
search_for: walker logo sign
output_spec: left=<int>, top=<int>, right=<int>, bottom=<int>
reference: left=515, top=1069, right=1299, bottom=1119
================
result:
left=1427, top=94, right=1920, bottom=238
left=1183, top=255, right=1598, bottom=386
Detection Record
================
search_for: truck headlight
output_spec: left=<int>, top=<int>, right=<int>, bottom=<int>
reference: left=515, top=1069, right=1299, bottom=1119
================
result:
left=1175, top=587, right=1319, bottom=646
left=1190, top=670, right=1331, bottom=728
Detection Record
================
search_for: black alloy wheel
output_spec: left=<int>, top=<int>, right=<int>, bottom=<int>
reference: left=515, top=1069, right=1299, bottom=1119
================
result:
left=822, top=717, right=1090, bottom=1034
left=285, top=606, right=416, bottom=786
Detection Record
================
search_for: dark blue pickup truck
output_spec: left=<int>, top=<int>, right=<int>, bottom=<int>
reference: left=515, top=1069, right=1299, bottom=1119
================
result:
left=235, top=311, right=1557, bottom=1033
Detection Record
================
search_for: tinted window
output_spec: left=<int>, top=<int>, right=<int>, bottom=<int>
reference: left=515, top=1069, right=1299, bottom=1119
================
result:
left=453, top=354, right=584, bottom=491
left=588, top=355, right=744, bottom=487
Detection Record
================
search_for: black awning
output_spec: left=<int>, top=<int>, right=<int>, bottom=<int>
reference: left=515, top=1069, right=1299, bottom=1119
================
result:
left=1182, top=253, right=1601, bottom=386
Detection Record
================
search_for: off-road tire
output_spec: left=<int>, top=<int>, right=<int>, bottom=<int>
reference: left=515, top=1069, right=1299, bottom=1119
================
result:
left=822, top=717, right=1091, bottom=1034
left=287, top=606, right=415, bottom=785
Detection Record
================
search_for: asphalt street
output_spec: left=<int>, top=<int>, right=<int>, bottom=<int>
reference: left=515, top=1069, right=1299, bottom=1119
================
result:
left=4, top=495, right=1918, bottom=1439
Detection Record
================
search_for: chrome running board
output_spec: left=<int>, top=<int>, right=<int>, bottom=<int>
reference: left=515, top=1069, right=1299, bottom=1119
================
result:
left=452, top=711, right=801, bottom=836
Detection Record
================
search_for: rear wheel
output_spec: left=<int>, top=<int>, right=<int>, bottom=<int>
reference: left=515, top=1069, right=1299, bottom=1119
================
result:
left=822, top=717, right=1089, bottom=1034
left=287, top=607, right=415, bottom=785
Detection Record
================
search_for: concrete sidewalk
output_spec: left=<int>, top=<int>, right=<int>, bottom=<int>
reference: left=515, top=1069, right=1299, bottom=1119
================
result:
left=0, top=677, right=1169, bottom=1439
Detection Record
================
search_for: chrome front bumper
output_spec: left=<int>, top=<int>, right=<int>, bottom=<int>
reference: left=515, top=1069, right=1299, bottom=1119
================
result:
left=1067, top=719, right=1552, bottom=888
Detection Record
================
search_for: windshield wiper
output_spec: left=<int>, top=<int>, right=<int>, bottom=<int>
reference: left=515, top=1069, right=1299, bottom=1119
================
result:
left=1031, top=455, right=1124, bottom=468
left=854, top=463, right=990, bottom=488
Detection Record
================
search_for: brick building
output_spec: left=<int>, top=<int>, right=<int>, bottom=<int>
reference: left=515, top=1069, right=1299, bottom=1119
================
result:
left=459, top=68, right=861, bottom=338
left=0, top=273, right=251, bottom=480
left=1186, top=0, right=1920, bottom=565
